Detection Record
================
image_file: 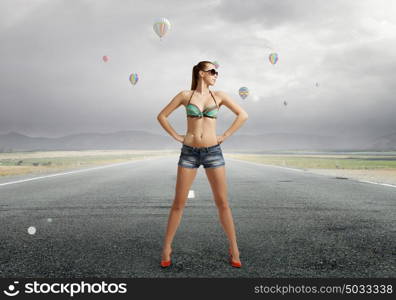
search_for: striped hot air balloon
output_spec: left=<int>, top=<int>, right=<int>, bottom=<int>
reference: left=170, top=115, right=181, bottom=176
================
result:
left=129, top=73, right=139, bottom=85
left=269, top=53, right=279, bottom=65
left=212, top=60, right=219, bottom=69
left=153, top=18, right=171, bottom=39
left=238, top=87, right=249, bottom=99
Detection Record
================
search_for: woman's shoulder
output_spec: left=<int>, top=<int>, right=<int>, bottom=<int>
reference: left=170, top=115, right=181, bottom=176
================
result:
left=176, top=90, right=193, bottom=106
left=212, top=90, right=227, bottom=98
left=212, top=90, right=227, bottom=105
left=178, top=90, right=194, bottom=98
left=179, top=90, right=225, bottom=97
left=176, top=90, right=227, bottom=104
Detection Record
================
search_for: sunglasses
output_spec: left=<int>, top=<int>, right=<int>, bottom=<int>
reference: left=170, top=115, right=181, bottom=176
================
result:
left=202, top=69, right=218, bottom=76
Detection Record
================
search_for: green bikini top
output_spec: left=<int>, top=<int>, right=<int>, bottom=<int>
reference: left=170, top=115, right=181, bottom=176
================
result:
left=186, top=90, right=219, bottom=119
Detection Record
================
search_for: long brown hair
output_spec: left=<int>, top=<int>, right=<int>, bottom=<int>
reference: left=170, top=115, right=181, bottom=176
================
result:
left=191, top=61, right=214, bottom=90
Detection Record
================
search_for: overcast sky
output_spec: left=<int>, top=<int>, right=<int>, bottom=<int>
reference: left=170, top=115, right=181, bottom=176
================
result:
left=1, top=0, right=395, bottom=140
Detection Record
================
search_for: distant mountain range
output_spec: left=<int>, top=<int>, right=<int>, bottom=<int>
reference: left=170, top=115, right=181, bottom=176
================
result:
left=0, top=130, right=395, bottom=152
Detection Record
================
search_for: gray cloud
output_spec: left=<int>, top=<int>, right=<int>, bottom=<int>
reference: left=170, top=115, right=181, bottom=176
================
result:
left=0, top=0, right=395, bottom=143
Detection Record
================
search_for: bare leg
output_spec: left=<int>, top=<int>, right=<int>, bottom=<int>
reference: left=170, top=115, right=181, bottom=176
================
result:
left=205, top=166, right=240, bottom=262
left=161, top=165, right=198, bottom=261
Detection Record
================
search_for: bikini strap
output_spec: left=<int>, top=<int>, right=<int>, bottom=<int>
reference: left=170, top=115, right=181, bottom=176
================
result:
left=187, top=90, right=195, bottom=105
left=209, top=90, right=219, bottom=108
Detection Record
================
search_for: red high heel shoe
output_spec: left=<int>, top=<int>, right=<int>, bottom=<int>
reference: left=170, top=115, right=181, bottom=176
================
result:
left=228, top=248, right=242, bottom=268
left=160, top=250, right=172, bottom=268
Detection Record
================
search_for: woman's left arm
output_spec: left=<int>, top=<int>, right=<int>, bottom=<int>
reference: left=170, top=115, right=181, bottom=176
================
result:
left=216, top=91, right=248, bottom=143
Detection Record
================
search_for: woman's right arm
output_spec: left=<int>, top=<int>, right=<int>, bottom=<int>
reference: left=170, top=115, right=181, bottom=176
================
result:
left=157, top=91, right=187, bottom=142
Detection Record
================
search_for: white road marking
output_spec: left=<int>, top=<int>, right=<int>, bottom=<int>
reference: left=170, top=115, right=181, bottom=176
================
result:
left=0, top=159, right=145, bottom=187
left=188, top=190, right=195, bottom=198
left=226, top=157, right=305, bottom=172
left=226, top=157, right=396, bottom=189
left=357, top=180, right=396, bottom=188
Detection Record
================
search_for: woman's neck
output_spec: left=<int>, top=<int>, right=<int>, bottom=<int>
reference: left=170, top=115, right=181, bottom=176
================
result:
left=195, top=79, right=211, bottom=94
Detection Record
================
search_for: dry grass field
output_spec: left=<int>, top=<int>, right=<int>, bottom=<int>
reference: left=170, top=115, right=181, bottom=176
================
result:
left=0, top=149, right=176, bottom=177
left=2, top=150, right=396, bottom=185
left=226, top=153, right=396, bottom=185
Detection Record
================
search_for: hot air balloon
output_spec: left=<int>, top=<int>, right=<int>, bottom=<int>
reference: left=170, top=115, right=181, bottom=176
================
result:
left=238, top=87, right=249, bottom=99
left=269, top=53, right=278, bottom=65
left=129, top=73, right=139, bottom=85
left=102, top=55, right=109, bottom=62
left=153, top=18, right=171, bottom=39
left=212, top=61, right=219, bottom=69
left=283, top=100, right=288, bottom=106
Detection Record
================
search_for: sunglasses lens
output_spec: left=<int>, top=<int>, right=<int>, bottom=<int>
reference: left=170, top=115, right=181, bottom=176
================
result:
left=210, top=69, right=218, bottom=75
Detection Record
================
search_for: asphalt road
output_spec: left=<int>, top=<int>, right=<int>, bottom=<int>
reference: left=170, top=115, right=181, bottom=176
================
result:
left=0, top=155, right=395, bottom=278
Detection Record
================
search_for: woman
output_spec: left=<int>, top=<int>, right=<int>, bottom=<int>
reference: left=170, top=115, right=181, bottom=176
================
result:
left=156, top=61, right=248, bottom=268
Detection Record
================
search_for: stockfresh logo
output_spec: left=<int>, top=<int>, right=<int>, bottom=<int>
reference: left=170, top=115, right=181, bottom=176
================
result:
left=3, top=281, right=20, bottom=297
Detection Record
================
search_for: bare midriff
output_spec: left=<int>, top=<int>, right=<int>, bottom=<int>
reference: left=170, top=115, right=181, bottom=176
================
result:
left=183, top=117, right=218, bottom=147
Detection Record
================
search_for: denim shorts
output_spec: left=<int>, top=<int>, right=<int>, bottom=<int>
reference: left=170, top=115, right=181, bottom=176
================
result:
left=178, top=143, right=226, bottom=169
